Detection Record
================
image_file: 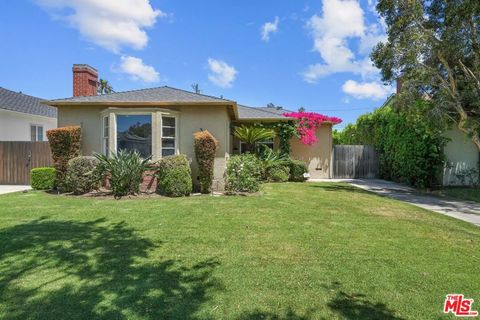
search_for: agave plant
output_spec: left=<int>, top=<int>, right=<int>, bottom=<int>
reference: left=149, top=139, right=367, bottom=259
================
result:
left=257, top=145, right=291, bottom=179
left=233, top=125, right=276, bottom=153
left=94, top=149, right=153, bottom=198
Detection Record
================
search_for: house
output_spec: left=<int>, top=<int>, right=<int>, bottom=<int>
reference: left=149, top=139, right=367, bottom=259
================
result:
left=44, top=64, right=336, bottom=190
left=0, top=87, right=57, bottom=141
left=443, top=128, right=479, bottom=186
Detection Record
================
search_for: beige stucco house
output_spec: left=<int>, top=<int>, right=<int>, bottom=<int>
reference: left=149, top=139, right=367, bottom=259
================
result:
left=0, top=87, right=57, bottom=141
left=44, top=64, right=335, bottom=190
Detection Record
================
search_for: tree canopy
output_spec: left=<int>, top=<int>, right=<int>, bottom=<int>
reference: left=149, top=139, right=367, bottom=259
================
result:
left=371, top=0, right=480, bottom=149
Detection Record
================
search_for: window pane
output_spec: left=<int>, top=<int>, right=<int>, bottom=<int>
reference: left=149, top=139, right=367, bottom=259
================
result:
left=162, top=149, right=175, bottom=157
left=162, top=127, right=175, bottom=137
left=116, top=114, right=152, bottom=158
left=30, top=126, right=36, bottom=142
left=37, top=127, right=43, bottom=141
left=163, top=117, right=175, bottom=127
left=104, top=138, right=109, bottom=155
left=103, top=116, right=109, bottom=137
left=162, top=138, right=175, bottom=148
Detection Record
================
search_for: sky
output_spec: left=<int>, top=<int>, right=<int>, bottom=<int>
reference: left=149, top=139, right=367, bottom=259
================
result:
left=0, top=0, right=394, bottom=128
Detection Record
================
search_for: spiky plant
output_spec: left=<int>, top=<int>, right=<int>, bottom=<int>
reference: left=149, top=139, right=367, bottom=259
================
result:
left=233, top=126, right=275, bottom=153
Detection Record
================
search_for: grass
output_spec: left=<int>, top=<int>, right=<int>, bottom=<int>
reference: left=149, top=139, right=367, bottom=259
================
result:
left=430, top=187, right=480, bottom=203
left=0, top=182, right=478, bottom=319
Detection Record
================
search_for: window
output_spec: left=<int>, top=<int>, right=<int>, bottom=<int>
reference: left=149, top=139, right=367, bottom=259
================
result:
left=30, top=125, right=43, bottom=141
left=116, top=114, right=152, bottom=158
left=162, top=116, right=176, bottom=157
left=239, top=138, right=274, bottom=154
left=103, top=116, right=109, bottom=155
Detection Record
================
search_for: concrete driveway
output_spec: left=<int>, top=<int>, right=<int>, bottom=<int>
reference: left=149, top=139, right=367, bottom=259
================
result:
left=0, top=185, right=31, bottom=195
left=310, top=178, right=480, bottom=226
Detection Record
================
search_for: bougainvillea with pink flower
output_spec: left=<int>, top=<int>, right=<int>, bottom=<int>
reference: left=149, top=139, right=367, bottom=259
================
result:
left=283, top=112, right=342, bottom=145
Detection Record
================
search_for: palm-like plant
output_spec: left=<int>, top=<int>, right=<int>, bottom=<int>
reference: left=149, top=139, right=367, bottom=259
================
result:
left=257, top=145, right=290, bottom=179
left=233, top=125, right=275, bottom=153
left=94, top=149, right=152, bottom=198
left=97, top=79, right=114, bottom=95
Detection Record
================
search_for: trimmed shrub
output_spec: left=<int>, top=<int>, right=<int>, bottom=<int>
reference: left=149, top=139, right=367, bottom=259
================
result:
left=95, top=150, right=152, bottom=199
left=288, top=159, right=309, bottom=182
left=266, top=165, right=290, bottom=182
left=31, top=167, right=56, bottom=190
left=226, top=154, right=262, bottom=193
left=156, top=155, right=192, bottom=197
left=193, top=130, right=218, bottom=193
left=46, top=126, right=82, bottom=191
left=65, top=156, right=101, bottom=194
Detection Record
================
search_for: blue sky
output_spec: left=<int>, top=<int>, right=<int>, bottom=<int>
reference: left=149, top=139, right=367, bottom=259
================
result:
left=0, top=0, right=393, bottom=127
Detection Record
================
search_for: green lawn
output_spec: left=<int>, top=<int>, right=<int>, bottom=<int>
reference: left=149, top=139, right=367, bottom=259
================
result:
left=0, top=183, right=478, bottom=320
left=431, top=188, right=480, bottom=203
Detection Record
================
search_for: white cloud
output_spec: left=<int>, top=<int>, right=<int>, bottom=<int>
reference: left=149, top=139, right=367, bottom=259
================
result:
left=35, top=0, right=164, bottom=52
left=302, top=0, right=386, bottom=83
left=342, top=80, right=394, bottom=100
left=207, top=58, right=237, bottom=88
left=261, top=16, right=279, bottom=42
left=118, top=56, right=160, bottom=82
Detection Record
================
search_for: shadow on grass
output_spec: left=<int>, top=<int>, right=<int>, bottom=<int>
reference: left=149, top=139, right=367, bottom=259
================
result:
left=235, top=308, right=313, bottom=320
left=309, top=184, right=371, bottom=195
left=325, top=282, right=404, bottom=320
left=0, top=217, right=221, bottom=320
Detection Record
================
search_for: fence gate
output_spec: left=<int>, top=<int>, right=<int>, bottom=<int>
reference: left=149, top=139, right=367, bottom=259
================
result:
left=332, top=145, right=379, bottom=179
left=0, top=142, right=53, bottom=185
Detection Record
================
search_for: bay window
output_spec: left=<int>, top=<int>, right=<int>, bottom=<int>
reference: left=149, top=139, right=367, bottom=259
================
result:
left=101, top=108, right=178, bottom=160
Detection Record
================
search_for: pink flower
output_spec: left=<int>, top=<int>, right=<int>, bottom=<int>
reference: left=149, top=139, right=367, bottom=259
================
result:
left=283, top=111, right=342, bottom=146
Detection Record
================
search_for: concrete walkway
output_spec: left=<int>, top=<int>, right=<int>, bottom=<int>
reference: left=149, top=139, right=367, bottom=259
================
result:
left=0, top=185, right=31, bottom=195
left=309, top=179, right=480, bottom=226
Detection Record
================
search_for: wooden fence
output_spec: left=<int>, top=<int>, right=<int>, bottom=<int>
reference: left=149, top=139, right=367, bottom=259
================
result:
left=332, top=145, right=379, bottom=179
left=0, top=142, right=53, bottom=185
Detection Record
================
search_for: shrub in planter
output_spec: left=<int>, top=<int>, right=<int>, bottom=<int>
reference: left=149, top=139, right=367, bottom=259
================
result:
left=266, top=165, right=290, bottom=182
left=31, top=167, right=56, bottom=190
left=46, top=126, right=81, bottom=190
left=288, top=159, right=309, bottom=182
left=156, top=155, right=192, bottom=197
left=226, top=154, right=262, bottom=193
left=95, top=150, right=152, bottom=199
left=64, top=156, right=101, bottom=194
left=193, top=130, right=218, bottom=193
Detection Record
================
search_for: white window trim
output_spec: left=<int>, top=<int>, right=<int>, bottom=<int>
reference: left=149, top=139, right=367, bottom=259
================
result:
left=100, top=108, right=179, bottom=161
left=30, top=124, right=44, bottom=142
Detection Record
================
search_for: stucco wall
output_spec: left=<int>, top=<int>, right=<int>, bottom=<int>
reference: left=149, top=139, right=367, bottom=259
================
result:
left=443, top=128, right=479, bottom=186
left=0, top=109, right=57, bottom=141
left=290, top=124, right=332, bottom=179
left=57, top=104, right=230, bottom=191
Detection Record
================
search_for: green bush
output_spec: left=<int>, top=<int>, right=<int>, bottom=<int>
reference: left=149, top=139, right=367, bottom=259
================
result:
left=156, top=155, right=192, bottom=197
left=226, top=154, right=262, bottom=193
left=31, top=167, right=56, bottom=190
left=266, top=165, right=290, bottom=182
left=95, top=150, right=152, bottom=199
left=288, top=159, right=309, bottom=182
left=46, top=126, right=82, bottom=191
left=193, top=130, right=218, bottom=193
left=64, top=156, right=100, bottom=194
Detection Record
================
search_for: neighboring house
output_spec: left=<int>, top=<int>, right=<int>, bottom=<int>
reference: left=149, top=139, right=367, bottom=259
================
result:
left=44, top=64, right=336, bottom=190
left=0, top=87, right=57, bottom=141
left=443, top=128, right=479, bottom=186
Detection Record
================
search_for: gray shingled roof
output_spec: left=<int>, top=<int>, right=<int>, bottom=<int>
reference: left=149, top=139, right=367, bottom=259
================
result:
left=0, top=87, right=57, bottom=118
left=237, top=104, right=292, bottom=120
left=49, top=86, right=234, bottom=104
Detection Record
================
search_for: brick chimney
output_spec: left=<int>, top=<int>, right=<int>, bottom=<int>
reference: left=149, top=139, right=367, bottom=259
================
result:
left=73, top=64, right=98, bottom=97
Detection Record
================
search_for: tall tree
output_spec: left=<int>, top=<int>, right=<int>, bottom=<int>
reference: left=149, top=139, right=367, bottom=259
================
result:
left=371, top=0, right=480, bottom=149
left=97, top=79, right=114, bottom=95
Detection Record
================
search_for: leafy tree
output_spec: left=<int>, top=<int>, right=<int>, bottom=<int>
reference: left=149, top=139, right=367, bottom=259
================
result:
left=233, top=126, right=276, bottom=153
left=371, top=0, right=480, bottom=149
left=97, top=79, right=114, bottom=95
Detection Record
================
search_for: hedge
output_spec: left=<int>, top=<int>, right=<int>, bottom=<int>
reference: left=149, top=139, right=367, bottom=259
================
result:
left=46, top=126, right=82, bottom=191
left=156, top=155, right=192, bottom=197
left=31, top=167, right=56, bottom=190
left=288, top=159, right=308, bottom=182
left=64, top=156, right=101, bottom=194
left=193, top=130, right=218, bottom=193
